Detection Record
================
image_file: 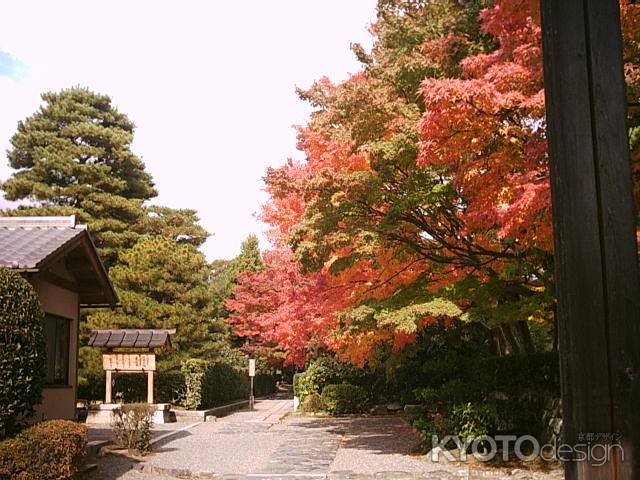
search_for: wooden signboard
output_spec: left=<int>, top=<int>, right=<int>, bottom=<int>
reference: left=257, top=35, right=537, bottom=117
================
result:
left=103, top=353, right=156, bottom=371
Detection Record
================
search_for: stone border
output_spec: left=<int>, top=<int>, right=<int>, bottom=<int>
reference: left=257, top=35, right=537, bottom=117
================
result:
left=173, top=399, right=250, bottom=422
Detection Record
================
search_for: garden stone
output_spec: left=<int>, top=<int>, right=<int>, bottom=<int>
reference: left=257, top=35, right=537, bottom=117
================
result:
left=386, top=402, right=403, bottom=412
left=369, top=404, right=388, bottom=415
left=403, top=404, right=422, bottom=415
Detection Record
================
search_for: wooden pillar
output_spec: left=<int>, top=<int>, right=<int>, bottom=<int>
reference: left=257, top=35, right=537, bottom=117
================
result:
left=105, top=370, right=112, bottom=404
left=540, top=0, right=640, bottom=478
left=147, top=370, right=154, bottom=404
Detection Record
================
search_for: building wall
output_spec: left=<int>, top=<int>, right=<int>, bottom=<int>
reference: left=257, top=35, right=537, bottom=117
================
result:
left=32, top=277, right=79, bottom=421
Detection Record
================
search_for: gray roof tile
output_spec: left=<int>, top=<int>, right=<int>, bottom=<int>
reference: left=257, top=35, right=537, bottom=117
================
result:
left=88, top=329, right=175, bottom=349
left=0, top=227, right=84, bottom=269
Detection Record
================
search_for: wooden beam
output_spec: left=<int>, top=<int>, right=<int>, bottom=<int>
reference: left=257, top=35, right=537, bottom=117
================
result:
left=540, top=0, right=640, bottom=478
left=147, top=371, right=154, bottom=405
left=40, top=271, right=78, bottom=292
left=105, top=370, right=112, bottom=404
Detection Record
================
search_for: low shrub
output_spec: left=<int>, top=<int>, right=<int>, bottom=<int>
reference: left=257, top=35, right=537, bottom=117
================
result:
left=0, top=419, right=86, bottom=479
left=449, top=402, right=494, bottom=441
left=300, top=393, right=324, bottom=413
left=412, top=351, right=560, bottom=450
left=321, top=384, right=369, bottom=415
left=294, top=356, right=373, bottom=402
left=111, top=403, right=153, bottom=455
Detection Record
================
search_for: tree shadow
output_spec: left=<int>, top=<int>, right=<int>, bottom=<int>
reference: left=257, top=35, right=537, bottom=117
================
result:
left=287, top=416, right=422, bottom=456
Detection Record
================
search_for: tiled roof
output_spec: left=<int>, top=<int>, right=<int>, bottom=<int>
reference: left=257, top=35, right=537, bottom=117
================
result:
left=0, top=215, right=118, bottom=305
left=88, top=329, right=175, bottom=349
left=0, top=223, right=85, bottom=269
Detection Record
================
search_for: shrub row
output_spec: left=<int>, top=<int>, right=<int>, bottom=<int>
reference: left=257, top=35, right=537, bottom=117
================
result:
left=0, top=420, right=86, bottom=480
left=78, top=371, right=186, bottom=405
left=182, top=359, right=277, bottom=410
left=79, top=365, right=277, bottom=410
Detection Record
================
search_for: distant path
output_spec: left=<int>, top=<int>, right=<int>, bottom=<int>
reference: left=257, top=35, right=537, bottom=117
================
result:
left=86, top=396, right=564, bottom=480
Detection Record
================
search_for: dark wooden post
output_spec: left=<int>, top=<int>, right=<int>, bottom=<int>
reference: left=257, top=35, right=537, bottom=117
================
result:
left=540, top=0, right=640, bottom=478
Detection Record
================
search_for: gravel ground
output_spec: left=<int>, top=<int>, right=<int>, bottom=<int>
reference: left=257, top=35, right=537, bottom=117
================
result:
left=85, top=399, right=565, bottom=480
left=323, top=416, right=440, bottom=474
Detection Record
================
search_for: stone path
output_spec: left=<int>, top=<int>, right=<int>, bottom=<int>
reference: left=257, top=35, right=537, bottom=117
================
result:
left=85, top=398, right=564, bottom=480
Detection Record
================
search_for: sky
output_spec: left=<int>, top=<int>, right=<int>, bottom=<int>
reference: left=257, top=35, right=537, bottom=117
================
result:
left=0, top=0, right=377, bottom=260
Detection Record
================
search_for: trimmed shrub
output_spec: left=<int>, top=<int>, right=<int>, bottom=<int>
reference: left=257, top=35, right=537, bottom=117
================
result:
left=300, top=393, right=324, bottom=413
left=294, top=356, right=372, bottom=402
left=0, top=419, right=86, bottom=479
left=253, top=373, right=278, bottom=397
left=200, top=362, right=249, bottom=407
left=111, top=403, right=153, bottom=455
left=80, top=361, right=277, bottom=410
left=79, top=370, right=186, bottom=405
left=181, top=359, right=277, bottom=410
left=0, top=268, right=46, bottom=436
left=321, top=384, right=369, bottom=415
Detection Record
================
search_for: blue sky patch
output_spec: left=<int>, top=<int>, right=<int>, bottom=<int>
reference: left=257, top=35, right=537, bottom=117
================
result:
left=0, top=50, right=28, bottom=79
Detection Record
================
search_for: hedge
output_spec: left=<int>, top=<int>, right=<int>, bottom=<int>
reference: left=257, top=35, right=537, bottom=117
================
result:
left=321, top=384, right=369, bottom=415
left=0, top=268, right=46, bottom=436
left=78, top=371, right=186, bottom=405
left=79, top=361, right=277, bottom=410
left=181, top=359, right=277, bottom=410
left=0, top=419, right=86, bottom=480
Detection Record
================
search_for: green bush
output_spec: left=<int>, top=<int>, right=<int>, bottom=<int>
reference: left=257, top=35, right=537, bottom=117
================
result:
left=0, top=268, right=46, bottom=436
left=80, top=361, right=277, bottom=410
left=0, top=419, right=86, bottom=479
left=78, top=371, right=186, bottom=405
left=111, top=403, right=153, bottom=455
left=253, top=373, right=278, bottom=397
left=300, top=393, right=324, bottom=413
left=321, top=384, right=369, bottom=415
left=181, top=359, right=276, bottom=410
left=449, top=402, right=494, bottom=441
left=199, top=362, right=248, bottom=408
left=412, top=351, right=560, bottom=449
left=294, top=356, right=372, bottom=402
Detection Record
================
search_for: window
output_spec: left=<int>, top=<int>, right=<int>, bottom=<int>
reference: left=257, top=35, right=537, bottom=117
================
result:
left=44, top=314, right=70, bottom=385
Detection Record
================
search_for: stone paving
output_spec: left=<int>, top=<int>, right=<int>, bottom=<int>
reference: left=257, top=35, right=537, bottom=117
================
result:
left=85, top=398, right=565, bottom=480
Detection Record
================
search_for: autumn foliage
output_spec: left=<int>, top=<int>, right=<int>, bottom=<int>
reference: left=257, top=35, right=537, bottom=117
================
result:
left=228, top=0, right=640, bottom=366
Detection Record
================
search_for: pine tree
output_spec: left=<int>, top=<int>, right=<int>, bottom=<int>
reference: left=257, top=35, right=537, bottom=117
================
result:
left=1, top=87, right=157, bottom=267
left=87, top=236, right=217, bottom=368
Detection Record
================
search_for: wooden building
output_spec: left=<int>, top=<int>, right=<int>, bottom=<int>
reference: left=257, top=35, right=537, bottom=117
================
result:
left=0, top=215, right=118, bottom=420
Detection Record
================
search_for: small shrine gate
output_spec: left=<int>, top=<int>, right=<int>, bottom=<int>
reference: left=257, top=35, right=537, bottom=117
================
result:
left=88, top=328, right=175, bottom=404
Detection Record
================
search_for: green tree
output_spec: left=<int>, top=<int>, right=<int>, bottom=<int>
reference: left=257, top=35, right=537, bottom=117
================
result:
left=87, top=237, right=218, bottom=368
left=135, top=205, right=209, bottom=248
left=210, top=234, right=264, bottom=318
left=1, top=87, right=156, bottom=267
